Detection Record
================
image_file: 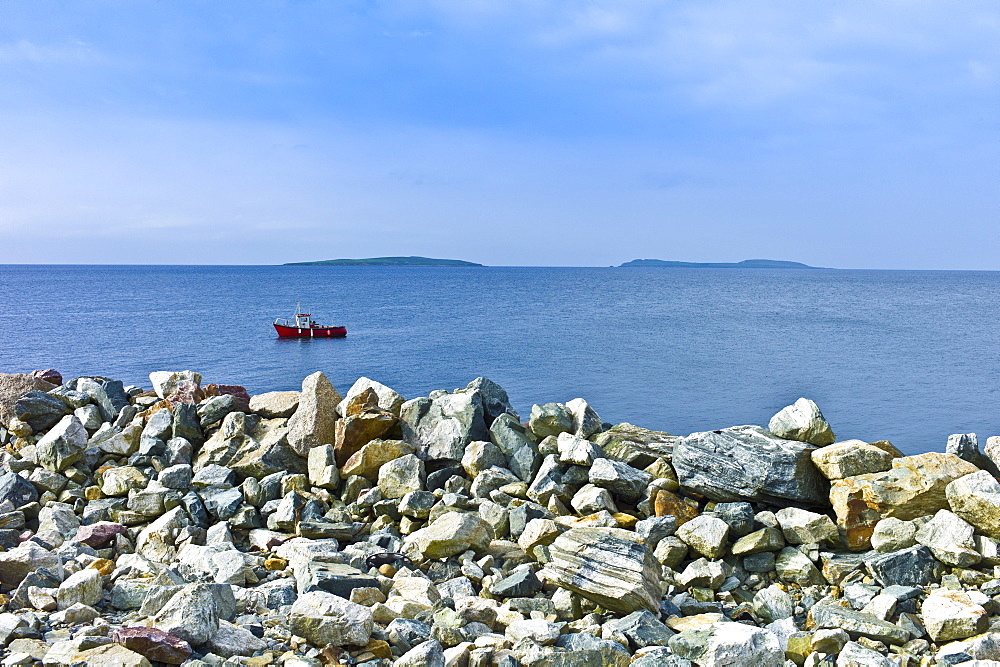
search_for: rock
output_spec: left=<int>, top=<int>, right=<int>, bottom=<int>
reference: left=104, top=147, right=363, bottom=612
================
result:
left=676, top=557, right=729, bottom=589
left=947, top=432, right=992, bottom=470
left=289, top=590, right=374, bottom=646
left=869, top=518, right=916, bottom=552
left=286, top=371, right=342, bottom=456
left=669, top=622, right=783, bottom=665
left=401, top=390, right=487, bottom=461
left=774, top=507, right=839, bottom=545
left=307, top=444, right=340, bottom=489
left=528, top=402, right=573, bottom=439
left=150, top=583, right=220, bottom=646
left=334, top=397, right=396, bottom=466
left=227, top=418, right=306, bottom=479
left=490, top=567, right=543, bottom=598
left=673, top=426, right=829, bottom=506
left=768, top=397, right=835, bottom=446
left=196, top=394, right=236, bottom=428
left=565, top=397, right=602, bottom=438
left=36, top=414, right=88, bottom=471
left=379, top=454, right=425, bottom=499
left=0, top=470, right=39, bottom=508
left=489, top=413, right=540, bottom=482
left=731, top=527, right=785, bottom=555
left=294, top=561, right=380, bottom=597
left=603, top=610, right=674, bottom=650
left=394, top=639, right=446, bottom=667
left=506, top=619, right=562, bottom=645
left=0, top=542, right=62, bottom=588
left=914, top=509, right=980, bottom=566
left=571, top=484, right=618, bottom=514
left=543, top=527, right=661, bottom=614
left=809, top=604, right=909, bottom=645
left=922, top=589, right=989, bottom=642
left=675, top=515, right=730, bottom=559
left=753, top=584, right=794, bottom=623
left=403, top=512, right=491, bottom=559
left=588, top=458, right=652, bottom=504
left=0, top=373, right=56, bottom=427
left=338, top=377, right=406, bottom=417
left=205, top=620, right=268, bottom=658
left=342, top=439, right=415, bottom=481
left=811, top=440, right=894, bottom=479
left=594, top=423, right=677, bottom=470
left=836, top=641, right=892, bottom=667
left=947, top=470, right=1000, bottom=539
left=112, top=627, right=192, bottom=664
left=864, top=545, right=939, bottom=587
left=149, top=370, right=202, bottom=400
left=101, top=466, right=147, bottom=496
left=57, top=568, right=102, bottom=609
left=461, top=440, right=507, bottom=477
left=829, top=452, right=980, bottom=548
left=775, top=546, right=825, bottom=585
left=64, top=644, right=153, bottom=666
left=248, top=391, right=300, bottom=418
left=13, top=390, right=69, bottom=432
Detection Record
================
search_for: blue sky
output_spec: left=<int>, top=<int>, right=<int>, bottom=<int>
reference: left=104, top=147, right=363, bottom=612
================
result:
left=2, top=1, right=999, bottom=267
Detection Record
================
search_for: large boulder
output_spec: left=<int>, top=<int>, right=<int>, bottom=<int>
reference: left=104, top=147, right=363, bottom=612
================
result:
left=13, top=390, right=70, bottom=432
left=289, top=591, right=373, bottom=647
left=947, top=470, right=1000, bottom=539
left=403, top=511, right=492, bottom=559
left=542, top=527, right=661, bottom=614
left=768, top=397, right=835, bottom=446
left=36, top=414, right=88, bottom=472
left=337, top=377, right=405, bottom=417
left=400, top=390, right=488, bottom=461
left=286, top=371, right=342, bottom=457
left=829, top=453, right=980, bottom=549
left=673, top=425, right=829, bottom=506
left=0, top=373, right=57, bottom=428
left=150, top=583, right=220, bottom=646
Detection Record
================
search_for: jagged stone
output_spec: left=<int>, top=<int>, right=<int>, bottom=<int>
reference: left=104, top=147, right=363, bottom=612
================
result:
left=248, top=390, right=300, bottom=418
left=669, top=622, right=783, bottom=665
left=768, top=397, right=835, bottom=446
left=675, top=515, right=729, bottom=559
left=947, top=470, right=1000, bottom=539
left=922, top=589, right=989, bottom=642
left=865, top=545, right=939, bottom=587
left=542, top=527, right=661, bottom=614
left=338, top=377, right=405, bottom=417
left=400, top=390, right=487, bottom=461
left=289, top=591, right=374, bottom=647
left=286, top=371, right=342, bottom=457
left=829, top=452, right=980, bottom=549
left=674, top=425, right=828, bottom=506
left=36, top=415, right=88, bottom=471
left=774, top=507, right=839, bottom=545
left=811, top=440, right=894, bottom=480
left=403, top=511, right=491, bottom=559
left=589, top=458, right=652, bottom=504
left=914, top=509, right=980, bottom=567
left=13, top=390, right=69, bottom=432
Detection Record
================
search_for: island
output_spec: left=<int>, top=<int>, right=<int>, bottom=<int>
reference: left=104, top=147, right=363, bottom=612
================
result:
left=284, top=256, right=484, bottom=267
left=619, top=258, right=821, bottom=269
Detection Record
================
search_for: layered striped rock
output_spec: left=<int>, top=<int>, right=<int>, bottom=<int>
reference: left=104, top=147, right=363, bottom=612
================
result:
left=673, top=425, right=829, bottom=506
left=542, top=527, right=661, bottom=614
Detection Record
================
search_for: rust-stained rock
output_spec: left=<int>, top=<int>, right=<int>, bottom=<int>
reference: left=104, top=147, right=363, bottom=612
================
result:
left=654, top=489, right=700, bottom=526
left=830, top=453, right=980, bottom=549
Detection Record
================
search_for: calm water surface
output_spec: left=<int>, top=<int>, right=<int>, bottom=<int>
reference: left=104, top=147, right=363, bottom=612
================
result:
left=3, top=265, right=1000, bottom=455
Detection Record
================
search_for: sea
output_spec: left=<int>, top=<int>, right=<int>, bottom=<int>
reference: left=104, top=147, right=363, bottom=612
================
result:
left=3, top=264, right=1000, bottom=456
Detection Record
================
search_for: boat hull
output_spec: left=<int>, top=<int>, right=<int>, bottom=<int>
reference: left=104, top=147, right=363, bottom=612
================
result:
left=274, top=323, right=347, bottom=338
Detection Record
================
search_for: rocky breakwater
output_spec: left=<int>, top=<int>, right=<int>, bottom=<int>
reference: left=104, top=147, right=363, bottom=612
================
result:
left=3, top=374, right=1000, bottom=666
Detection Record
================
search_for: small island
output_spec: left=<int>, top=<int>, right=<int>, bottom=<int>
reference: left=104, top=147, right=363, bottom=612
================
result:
left=284, top=256, right=484, bottom=267
left=619, top=258, right=821, bottom=269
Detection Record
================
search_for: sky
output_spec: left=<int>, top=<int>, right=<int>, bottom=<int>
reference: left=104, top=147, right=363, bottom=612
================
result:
left=2, top=1, right=1000, bottom=268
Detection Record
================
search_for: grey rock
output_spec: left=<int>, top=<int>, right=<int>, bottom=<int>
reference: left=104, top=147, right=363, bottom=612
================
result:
left=490, top=567, right=542, bottom=598
left=13, top=390, right=70, bottom=432
left=588, top=457, right=652, bottom=504
left=197, top=394, right=237, bottom=428
left=528, top=402, right=573, bottom=439
left=151, top=583, right=221, bottom=646
left=676, top=515, right=730, bottom=559
left=543, top=527, right=661, bottom=614
left=205, top=619, right=267, bottom=658
left=914, top=509, right=980, bottom=567
left=768, top=397, right=835, bottom=446
left=490, top=413, right=539, bottom=482
left=287, top=371, right=342, bottom=457
left=35, top=415, right=88, bottom=471
left=707, top=502, right=756, bottom=537
left=379, top=454, right=425, bottom=499
left=0, top=471, right=38, bottom=508
left=289, top=590, right=374, bottom=647
left=565, top=397, right=602, bottom=438
left=295, top=561, right=379, bottom=597
left=401, top=389, right=488, bottom=461
left=673, top=425, right=829, bottom=506
left=809, top=603, right=909, bottom=645
left=394, top=639, right=446, bottom=667
left=603, top=610, right=674, bottom=650
left=669, top=622, right=783, bottom=665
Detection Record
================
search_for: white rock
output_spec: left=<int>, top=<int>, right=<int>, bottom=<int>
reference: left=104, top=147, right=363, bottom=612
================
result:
left=922, top=589, right=988, bottom=642
left=676, top=514, right=730, bottom=559
left=774, top=507, right=839, bottom=545
left=57, top=568, right=102, bottom=610
left=289, top=590, right=374, bottom=646
left=915, top=509, right=980, bottom=567
left=768, top=397, right=835, bottom=446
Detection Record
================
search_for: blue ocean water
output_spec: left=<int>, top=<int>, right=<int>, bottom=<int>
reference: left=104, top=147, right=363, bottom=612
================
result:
left=3, top=265, right=1000, bottom=455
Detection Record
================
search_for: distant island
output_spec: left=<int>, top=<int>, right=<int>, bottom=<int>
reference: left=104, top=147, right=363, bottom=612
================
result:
left=284, top=256, right=484, bottom=267
left=619, top=258, right=821, bottom=269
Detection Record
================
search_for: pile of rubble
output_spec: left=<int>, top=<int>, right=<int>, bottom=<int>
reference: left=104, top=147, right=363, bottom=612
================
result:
left=1, top=369, right=1000, bottom=666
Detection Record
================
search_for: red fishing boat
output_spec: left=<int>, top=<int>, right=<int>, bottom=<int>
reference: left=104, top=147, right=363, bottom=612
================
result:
left=273, top=304, right=347, bottom=338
